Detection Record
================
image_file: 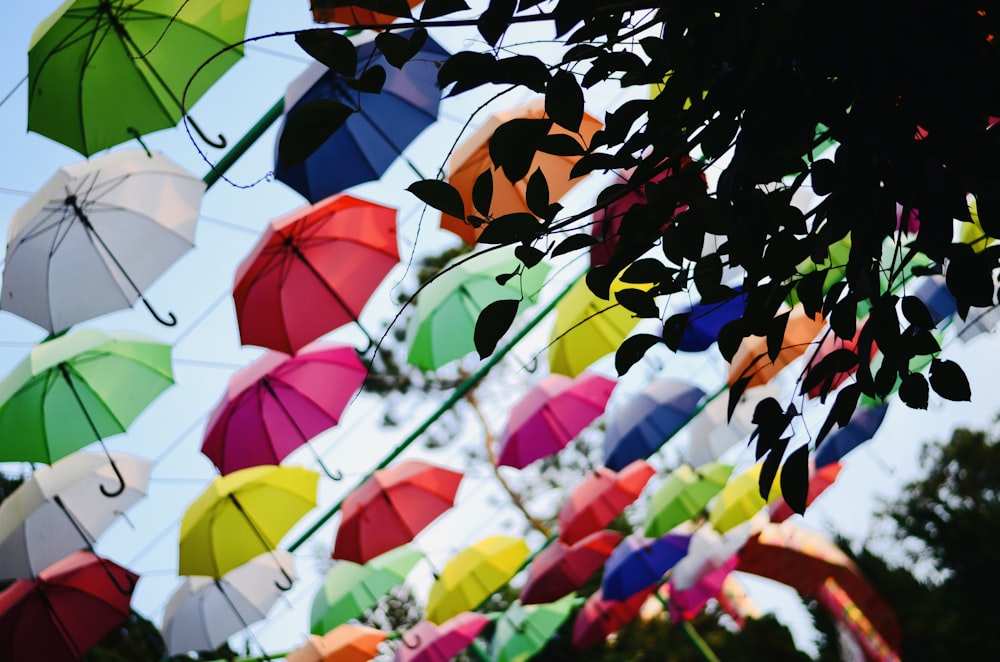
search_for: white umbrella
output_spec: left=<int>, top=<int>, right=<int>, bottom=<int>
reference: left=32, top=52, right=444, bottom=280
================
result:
left=956, top=304, right=1000, bottom=343
left=670, top=518, right=759, bottom=591
left=685, top=384, right=780, bottom=466
left=162, top=551, right=296, bottom=656
left=1, top=149, right=204, bottom=333
left=0, top=450, right=152, bottom=579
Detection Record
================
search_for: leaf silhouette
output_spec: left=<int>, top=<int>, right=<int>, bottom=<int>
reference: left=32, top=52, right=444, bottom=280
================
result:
left=475, top=298, right=520, bottom=359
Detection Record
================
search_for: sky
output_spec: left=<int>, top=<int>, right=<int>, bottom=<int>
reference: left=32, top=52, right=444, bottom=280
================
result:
left=3, top=2, right=1000, bottom=660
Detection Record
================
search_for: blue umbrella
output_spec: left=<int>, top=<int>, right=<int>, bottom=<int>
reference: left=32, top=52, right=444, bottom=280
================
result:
left=814, top=404, right=889, bottom=467
left=602, top=532, right=690, bottom=601
left=603, top=379, right=705, bottom=471
left=669, top=288, right=747, bottom=352
left=275, top=32, right=449, bottom=202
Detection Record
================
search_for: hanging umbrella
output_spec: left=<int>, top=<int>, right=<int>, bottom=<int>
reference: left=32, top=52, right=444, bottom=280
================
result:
left=496, top=372, right=617, bottom=469
left=406, top=246, right=550, bottom=370
left=178, top=465, right=319, bottom=581
left=557, top=459, right=655, bottom=545
left=201, top=342, right=367, bottom=476
left=312, top=0, right=422, bottom=26
left=162, top=551, right=296, bottom=656
left=0, top=328, right=172, bottom=496
left=425, top=535, right=529, bottom=624
left=0, top=451, right=151, bottom=579
left=669, top=520, right=756, bottom=592
left=491, top=594, right=579, bottom=662
left=707, top=461, right=784, bottom=533
left=0, top=550, right=137, bottom=662
left=956, top=304, right=1000, bottom=342
left=276, top=32, right=449, bottom=202
left=27, top=0, right=249, bottom=156
left=685, top=383, right=780, bottom=467
left=668, top=289, right=747, bottom=353
left=333, top=460, right=462, bottom=564
left=571, top=587, right=651, bottom=650
left=601, top=532, right=690, bottom=601
left=311, top=546, right=423, bottom=635
left=396, top=612, right=491, bottom=662
left=728, top=306, right=826, bottom=389
left=233, top=193, right=399, bottom=354
left=770, top=462, right=843, bottom=522
left=441, top=99, right=602, bottom=244
left=603, top=379, right=705, bottom=471
left=520, top=530, right=622, bottom=605
left=814, top=405, right=889, bottom=468
left=664, top=556, right=738, bottom=621
left=2, top=149, right=204, bottom=333
left=643, top=462, right=733, bottom=538
left=286, top=624, right=387, bottom=662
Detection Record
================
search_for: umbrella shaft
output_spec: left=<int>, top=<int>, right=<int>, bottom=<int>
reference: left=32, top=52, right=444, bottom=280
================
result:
left=64, top=196, right=144, bottom=299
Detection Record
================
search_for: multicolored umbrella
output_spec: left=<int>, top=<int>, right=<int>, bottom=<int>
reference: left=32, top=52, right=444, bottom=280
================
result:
left=770, top=462, right=843, bottom=522
left=233, top=193, right=399, bottom=354
left=286, top=624, right=388, bottom=662
left=333, top=460, right=463, bottom=564
left=520, top=530, right=622, bottom=605
left=496, top=372, right=617, bottom=469
left=601, top=532, right=690, bottom=601
left=814, top=405, right=889, bottom=468
left=491, top=594, right=579, bottom=662
left=425, top=535, right=529, bottom=624
left=668, top=289, right=747, bottom=353
left=396, top=612, right=491, bottom=662
left=557, top=459, right=655, bottom=545
left=708, top=462, right=783, bottom=533
left=685, top=383, right=780, bottom=466
left=311, top=0, right=422, bottom=26
left=728, top=307, right=826, bottom=389
left=201, top=342, right=367, bottom=476
left=572, top=587, right=651, bottom=650
left=643, top=462, right=733, bottom=538
left=603, top=379, right=705, bottom=471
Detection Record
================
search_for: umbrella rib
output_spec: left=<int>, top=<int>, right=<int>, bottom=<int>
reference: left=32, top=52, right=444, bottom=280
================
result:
left=32, top=582, right=86, bottom=660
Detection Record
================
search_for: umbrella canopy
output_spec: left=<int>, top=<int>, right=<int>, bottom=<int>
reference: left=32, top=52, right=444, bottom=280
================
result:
left=496, top=372, right=617, bottom=469
left=28, top=0, right=249, bottom=155
left=670, top=289, right=747, bottom=353
left=0, top=550, right=137, bottom=662
left=201, top=342, right=367, bottom=475
left=685, top=383, right=780, bottom=466
left=233, top=193, right=399, bottom=354
left=669, top=520, right=756, bottom=591
left=708, top=462, right=784, bottom=533
left=571, top=587, right=651, bottom=650
left=728, top=307, right=826, bottom=389
left=665, top=556, right=738, bottom=621
left=601, top=532, right=690, bottom=601
left=396, top=612, right=491, bottom=662
left=312, top=0, right=422, bottom=26
left=2, top=150, right=204, bottom=333
left=162, top=551, right=296, bottom=656
left=276, top=32, right=449, bottom=202
left=643, top=462, right=733, bottom=538
left=441, top=99, right=602, bottom=244
left=557, top=459, right=655, bottom=545
left=491, top=594, right=579, bottom=662
left=286, top=624, right=387, bottom=662
left=0, top=451, right=151, bottom=579
left=603, top=379, right=705, bottom=471
left=956, top=304, right=1000, bottom=342
left=406, top=246, right=550, bottom=370
left=520, top=530, right=622, bottom=605
left=311, top=546, right=423, bottom=635
left=178, top=465, right=319, bottom=579
left=814, top=405, right=889, bottom=468
left=771, top=462, right=843, bottom=522
left=333, top=460, right=462, bottom=564
left=426, top=535, right=530, bottom=624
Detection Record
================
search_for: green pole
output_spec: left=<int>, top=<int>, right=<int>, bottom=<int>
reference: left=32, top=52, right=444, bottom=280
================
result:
left=202, top=97, right=284, bottom=189
left=653, top=591, right=722, bottom=662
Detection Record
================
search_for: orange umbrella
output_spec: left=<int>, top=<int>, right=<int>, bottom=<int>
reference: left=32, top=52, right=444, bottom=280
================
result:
left=441, top=99, right=602, bottom=244
left=286, top=624, right=386, bottom=662
left=311, top=1, right=422, bottom=27
left=728, top=306, right=826, bottom=389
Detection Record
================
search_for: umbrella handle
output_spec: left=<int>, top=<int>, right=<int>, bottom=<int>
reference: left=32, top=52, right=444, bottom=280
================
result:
left=401, top=633, right=422, bottom=649
left=98, top=555, right=137, bottom=596
left=142, top=297, right=177, bottom=327
left=187, top=115, right=227, bottom=149
left=274, top=564, right=294, bottom=591
left=99, top=455, right=127, bottom=498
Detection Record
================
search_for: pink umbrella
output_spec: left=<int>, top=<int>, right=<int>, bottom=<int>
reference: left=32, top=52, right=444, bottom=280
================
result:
left=572, top=587, right=652, bottom=650
left=558, top=459, right=655, bottom=545
left=496, top=373, right=617, bottom=469
left=395, top=612, right=491, bottom=662
left=520, top=530, right=623, bottom=605
left=664, top=556, right=738, bottom=621
left=201, top=343, right=367, bottom=476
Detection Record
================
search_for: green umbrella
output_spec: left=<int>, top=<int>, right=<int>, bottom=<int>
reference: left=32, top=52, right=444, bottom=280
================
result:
left=310, top=545, right=423, bottom=634
left=643, top=462, right=733, bottom=537
left=0, top=328, right=173, bottom=495
left=490, top=594, right=580, bottom=662
left=28, top=0, right=251, bottom=156
left=406, top=246, right=550, bottom=370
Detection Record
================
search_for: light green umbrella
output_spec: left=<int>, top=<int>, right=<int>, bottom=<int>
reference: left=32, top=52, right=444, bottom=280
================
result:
left=406, top=246, right=550, bottom=370
left=490, top=594, right=581, bottom=662
left=643, top=462, right=733, bottom=537
left=310, top=545, right=424, bottom=634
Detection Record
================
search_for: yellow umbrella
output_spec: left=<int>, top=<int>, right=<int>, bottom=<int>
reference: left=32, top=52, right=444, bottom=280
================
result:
left=178, top=465, right=319, bottom=579
left=286, top=624, right=386, bottom=662
left=426, top=535, right=529, bottom=624
left=708, top=462, right=783, bottom=533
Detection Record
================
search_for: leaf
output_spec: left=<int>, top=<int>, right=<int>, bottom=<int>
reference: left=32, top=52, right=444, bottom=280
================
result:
left=489, top=118, right=552, bottom=182
left=478, top=0, right=516, bottom=46
left=474, top=298, right=520, bottom=359
left=374, top=29, right=426, bottom=69
left=615, top=334, right=661, bottom=376
left=810, top=159, right=838, bottom=196
left=514, top=244, right=545, bottom=269
left=277, top=99, right=353, bottom=168
left=815, top=383, right=860, bottom=448
left=717, top=318, right=746, bottom=363
left=766, top=311, right=790, bottom=362
left=899, top=372, right=930, bottom=409
left=478, top=213, right=542, bottom=244
left=620, top=258, right=673, bottom=284
left=615, top=288, right=660, bottom=318
left=546, top=70, right=585, bottom=132
left=494, top=55, right=551, bottom=92
left=437, top=51, right=496, bottom=96
left=662, top=312, right=690, bottom=352
left=800, top=348, right=859, bottom=396
left=552, top=233, right=598, bottom=257
left=901, top=295, right=936, bottom=330
left=294, top=30, right=357, bottom=76
left=537, top=134, right=585, bottom=156
left=759, top=438, right=788, bottom=501
left=929, top=358, right=972, bottom=401
left=421, top=0, right=470, bottom=19
left=728, top=376, right=751, bottom=422
left=344, top=65, right=386, bottom=94
left=780, top=444, right=811, bottom=515
left=407, top=179, right=465, bottom=219
left=525, top=169, right=551, bottom=220
left=796, top=270, right=826, bottom=320
left=472, top=170, right=493, bottom=217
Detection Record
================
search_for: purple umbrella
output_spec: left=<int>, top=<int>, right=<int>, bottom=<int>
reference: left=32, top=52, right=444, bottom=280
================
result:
left=666, top=288, right=747, bottom=353
left=814, top=404, right=889, bottom=468
left=601, top=532, right=691, bottom=601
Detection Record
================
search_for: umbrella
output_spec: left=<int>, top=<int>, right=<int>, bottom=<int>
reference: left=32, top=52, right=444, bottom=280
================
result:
left=601, top=532, right=690, bottom=601
left=956, top=304, right=1000, bottom=342
left=0, top=451, right=151, bottom=579
left=669, top=520, right=756, bottom=591
left=603, top=379, right=705, bottom=471
left=664, top=556, right=738, bottom=621
left=333, top=460, right=462, bottom=563
left=728, top=306, right=826, bottom=389
left=814, top=404, right=889, bottom=468
left=311, top=546, right=423, bottom=635
left=406, top=246, right=550, bottom=370
left=571, top=587, right=651, bottom=650
left=178, top=465, right=319, bottom=581
left=233, top=193, right=399, bottom=354
left=425, top=535, right=530, bottom=624
left=286, top=624, right=387, bottom=662
left=275, top=32, right=449, bottom=203
left=520, top=530, right=622, bottom=605
left=312, top=0, right=422, bottom=26
left=669, top=289, right=747, bottom=353
left=2, top=149, right=204, bottom=333
left=201, top=342, right=367, bottom=476
left=557, top=459, right=655, bottom=545
left=496, top=372, right=617, bottom=469
left=441, top=99, right=602, bottom=244
left=707, top=461, right=784, bottom=533
left=27, top=0, right=249, bottom=155
left=396, top=612, right=491, bottom=662
left=770, top=462, right=843, bottom=522
left=0, top=328, right=173, bottom=496
left=162, top=551, right=296, bottom=656
left=491, top=594, right=579, bottom=662
left=685, top=383, right=780, bottom=466
left=642, top=462, right=733, bottom=538
left=0, top=550, right=137, bottom=662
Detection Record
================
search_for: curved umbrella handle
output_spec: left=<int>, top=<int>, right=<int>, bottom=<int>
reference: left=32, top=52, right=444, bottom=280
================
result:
left=98, top=555, right=137, bottom=596
left=99, top=452, right=127, bottom=498
left=274, top=563, right=295, bottom=592
left=187, top=115, right=227, bottom=149
left=402, top=632, right=422, bottom=649
left=314, top=455, right=344, bottom=481
left=142, top=297, right=177, bottom=327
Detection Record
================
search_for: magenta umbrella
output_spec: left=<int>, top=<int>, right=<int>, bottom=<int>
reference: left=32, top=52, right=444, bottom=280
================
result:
left=396, top=612, right=491, bottom=662
left=496, top=372, right=617, bottom=469
left=201, top=342, right=367, bottom=476
left=665, top=556, right=738, bottom=621
left=520, top=529, right=623, bottom=605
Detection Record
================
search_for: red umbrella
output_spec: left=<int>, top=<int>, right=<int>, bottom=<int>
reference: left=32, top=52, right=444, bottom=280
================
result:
left=496, top=372, right=617, bottom=469
left=333, top=460, right=463, bottom=563
left=572, top=587, right=652, bottom=650
left=234, top=193, right=399, bottom=354
left=0, top=551, right=137, bottom=661
left=557, top=459, right=655, bottom=545
left=520, top=530, right=623, bottom=605
left=802, top=321, right=876, bottom=399
left=770, top=462, right=843, bottom=523
left=201, top=342, right=367, bottom=476
left=396, top=612, right=491, bottom=662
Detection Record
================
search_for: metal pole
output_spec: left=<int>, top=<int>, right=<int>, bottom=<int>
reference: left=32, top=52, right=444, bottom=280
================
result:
left=202, top=98, right=284, bottom=189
